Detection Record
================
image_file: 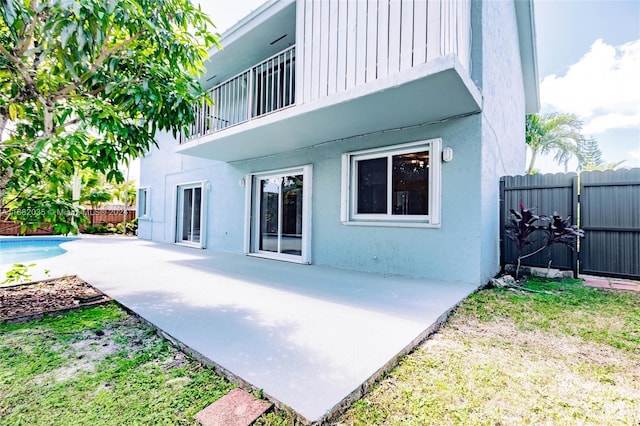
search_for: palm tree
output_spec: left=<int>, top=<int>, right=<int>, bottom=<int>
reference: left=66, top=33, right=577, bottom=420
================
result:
left=80, top=171, right=113, bottom=210
left=111, top=179, right=136, bottom=234
left=576, top=137, right=626, bottom=171
left=581, top=160, right=626, bottom=171
left=577, top=137, right=603, bottom=170
left=111, top=180, right=136, bottom=207
left=525, top=113, right=586, bottom=174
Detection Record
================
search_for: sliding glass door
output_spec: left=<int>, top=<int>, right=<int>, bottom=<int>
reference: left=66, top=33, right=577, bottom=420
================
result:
left=176, top=183, right=204, bottom=246
left=251, top=166, right=311, bottom=262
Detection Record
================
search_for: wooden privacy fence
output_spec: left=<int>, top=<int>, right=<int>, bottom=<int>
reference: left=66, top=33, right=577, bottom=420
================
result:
left=84, top=208, right=136, bottom=227
left=0, top=208, right=136, bottom=236
left=0, top=215, right=53, bottom=236
left=500, top=168, right=640, bottom=280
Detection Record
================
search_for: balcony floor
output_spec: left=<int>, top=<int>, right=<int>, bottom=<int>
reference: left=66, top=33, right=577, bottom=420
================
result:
left=14, top=237, right=477, bottom=423
left=178, top=55, right=482, bottom=162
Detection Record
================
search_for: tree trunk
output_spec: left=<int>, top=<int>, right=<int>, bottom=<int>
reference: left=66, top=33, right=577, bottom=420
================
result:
left=0, top=167, right=14, bottom=210
left=122, top=166, right=129, bottom=234
left=1, top=115, right=12, bottom=209
left=527, top=149, right=538, bottom=175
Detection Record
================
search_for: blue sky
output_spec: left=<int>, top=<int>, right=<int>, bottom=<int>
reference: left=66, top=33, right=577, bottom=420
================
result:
left=534, top=0, right=640, bottom=172
left=201, top=0, right=640, bottom=173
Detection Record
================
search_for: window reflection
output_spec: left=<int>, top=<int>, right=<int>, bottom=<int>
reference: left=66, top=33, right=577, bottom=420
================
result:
left=355, top=151, right=429, bottom=216
left=392, top=151, right=429, bottom=215
left=258, top=174, right=304, bottom=256
left=357, top=157, right=387, bottom=214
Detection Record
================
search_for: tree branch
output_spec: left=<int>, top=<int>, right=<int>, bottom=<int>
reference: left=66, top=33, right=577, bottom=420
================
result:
left=49, top=116, right=83, bottom=136
left=51, top=29, right=145, bottom=102
left=89, top=85, right=108, bottom=96
left=0, top=44, right=16, bottom=63
left=15, top=2, right=41, bottom=57
left=0, top=166, right=14, bottom=206
left=0, top=173, right=44, bottom=210
left=518, top=244, right=548, bottom=261
left=0, top=43, right=50, bottom=117
left=0, top=115, right=7, bottom=141
left=55, top=84, right=109, bottom=101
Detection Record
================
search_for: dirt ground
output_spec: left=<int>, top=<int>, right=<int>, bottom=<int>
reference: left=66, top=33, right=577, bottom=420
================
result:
left=0, top=276, right=110, bottom=322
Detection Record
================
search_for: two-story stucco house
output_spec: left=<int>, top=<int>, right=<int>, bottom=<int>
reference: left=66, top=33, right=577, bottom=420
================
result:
left=137, top=0, right=539, bottom=286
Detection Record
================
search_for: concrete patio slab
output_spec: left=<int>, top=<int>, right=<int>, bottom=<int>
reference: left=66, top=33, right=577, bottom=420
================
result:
left=2, top=237, right=477, bottom=423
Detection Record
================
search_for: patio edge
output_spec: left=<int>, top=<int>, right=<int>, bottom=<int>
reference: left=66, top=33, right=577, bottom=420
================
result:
left=107, top=299, right=308, bottom=424
left=103, top=282, right=479, bottom=425
left=318, top=286, right=476, bottom=424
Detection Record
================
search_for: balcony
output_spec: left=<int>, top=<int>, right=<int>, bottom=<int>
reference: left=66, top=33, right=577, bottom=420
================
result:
left=183, top=46, right=296, bottom=143
left=178, top=0, right=481, bottom=162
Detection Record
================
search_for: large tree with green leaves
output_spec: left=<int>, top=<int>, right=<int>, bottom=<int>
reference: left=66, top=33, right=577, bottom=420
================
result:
left=1, top=0, right=218, bottom=233
left=525, top=113, right=587, bottom=175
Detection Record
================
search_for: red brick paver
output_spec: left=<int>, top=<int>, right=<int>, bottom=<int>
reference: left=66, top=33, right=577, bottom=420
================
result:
left=610, top=281, right=640, bottom=291
left=583, top=276, right=640, bottom=292
left=195, top=388, right=272, bottom=426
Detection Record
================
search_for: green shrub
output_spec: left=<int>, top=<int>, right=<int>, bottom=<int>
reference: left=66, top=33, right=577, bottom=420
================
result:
left=82, top=219, right=138, bottom=235
left=127, top=218, right=138, bottom=234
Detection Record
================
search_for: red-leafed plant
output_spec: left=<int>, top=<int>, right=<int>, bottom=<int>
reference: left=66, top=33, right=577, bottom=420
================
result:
left=506, top=204, right=584, bottom=279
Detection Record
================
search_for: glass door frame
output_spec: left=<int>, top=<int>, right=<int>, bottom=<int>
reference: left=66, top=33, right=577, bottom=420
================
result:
left=245, top=165, right=312, bottom=264
left=175, top=181, right=207, bottom=248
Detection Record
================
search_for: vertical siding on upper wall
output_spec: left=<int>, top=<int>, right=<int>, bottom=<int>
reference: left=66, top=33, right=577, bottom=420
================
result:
left=297, top=0, right=471, bottom=103
left=327, top=0, right=339, bottom=95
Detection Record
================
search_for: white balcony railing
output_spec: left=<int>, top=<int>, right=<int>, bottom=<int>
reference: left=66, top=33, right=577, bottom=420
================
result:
left=182, top=0, right=471, bottom=145
left=183, top=45, right=296, bottom=143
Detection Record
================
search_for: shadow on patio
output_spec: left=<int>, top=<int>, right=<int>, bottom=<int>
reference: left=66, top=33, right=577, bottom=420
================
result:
left=33, top=238, right=477, bottom=423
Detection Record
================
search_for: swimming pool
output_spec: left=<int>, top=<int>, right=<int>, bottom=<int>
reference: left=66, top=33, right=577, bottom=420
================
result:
left=0, top=237, right=78, bottom=265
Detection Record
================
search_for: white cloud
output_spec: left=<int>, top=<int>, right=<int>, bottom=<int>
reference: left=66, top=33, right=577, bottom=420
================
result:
left=584, top=112, right=640, bottom=134
left=540, top=39, right=640, bottom=135
left=199, top=1, right=268, bottom=33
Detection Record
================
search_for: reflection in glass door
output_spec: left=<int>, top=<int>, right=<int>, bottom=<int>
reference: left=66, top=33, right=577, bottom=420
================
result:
left=253, top=170, right=307, bottom=260
left=177, top=184, right=203, bottom=245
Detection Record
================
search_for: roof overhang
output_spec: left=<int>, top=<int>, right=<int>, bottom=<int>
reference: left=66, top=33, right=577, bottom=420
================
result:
left=177, top=56, right=482, bottom=162
left=201, top=0, right=296, bottom=90
left=515, top=0, right=540, bottom=114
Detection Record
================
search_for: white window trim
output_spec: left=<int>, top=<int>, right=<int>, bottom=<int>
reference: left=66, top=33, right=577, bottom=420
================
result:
left=341, top=139, right=441, bottom=228
left=174, top=180, right=208, bottom=249
left=137, top=187, right=151, bottom=220
left=244, top=165, right=312, bottom=264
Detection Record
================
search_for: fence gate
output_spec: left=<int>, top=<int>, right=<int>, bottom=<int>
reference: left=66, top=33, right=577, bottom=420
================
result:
left=579, top=169, right=640, bottom=279
left=500, top=168, right=640, bottom=280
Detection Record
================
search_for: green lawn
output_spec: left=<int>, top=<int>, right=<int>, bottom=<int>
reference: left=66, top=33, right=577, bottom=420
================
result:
left=337, top=278, right=640, bottom=425
left=2, top=279, right=638, bottom=425
left=0, top=304, right=238, bottom=425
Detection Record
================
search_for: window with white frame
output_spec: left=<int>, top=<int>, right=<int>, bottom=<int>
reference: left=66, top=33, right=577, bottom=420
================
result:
left=138, top=187, right=150, bottom=218
left=341, top=139, right=441, bottom=226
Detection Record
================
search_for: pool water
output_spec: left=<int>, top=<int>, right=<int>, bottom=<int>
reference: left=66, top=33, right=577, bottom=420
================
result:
left=0, top=238, right=78, bottom=265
